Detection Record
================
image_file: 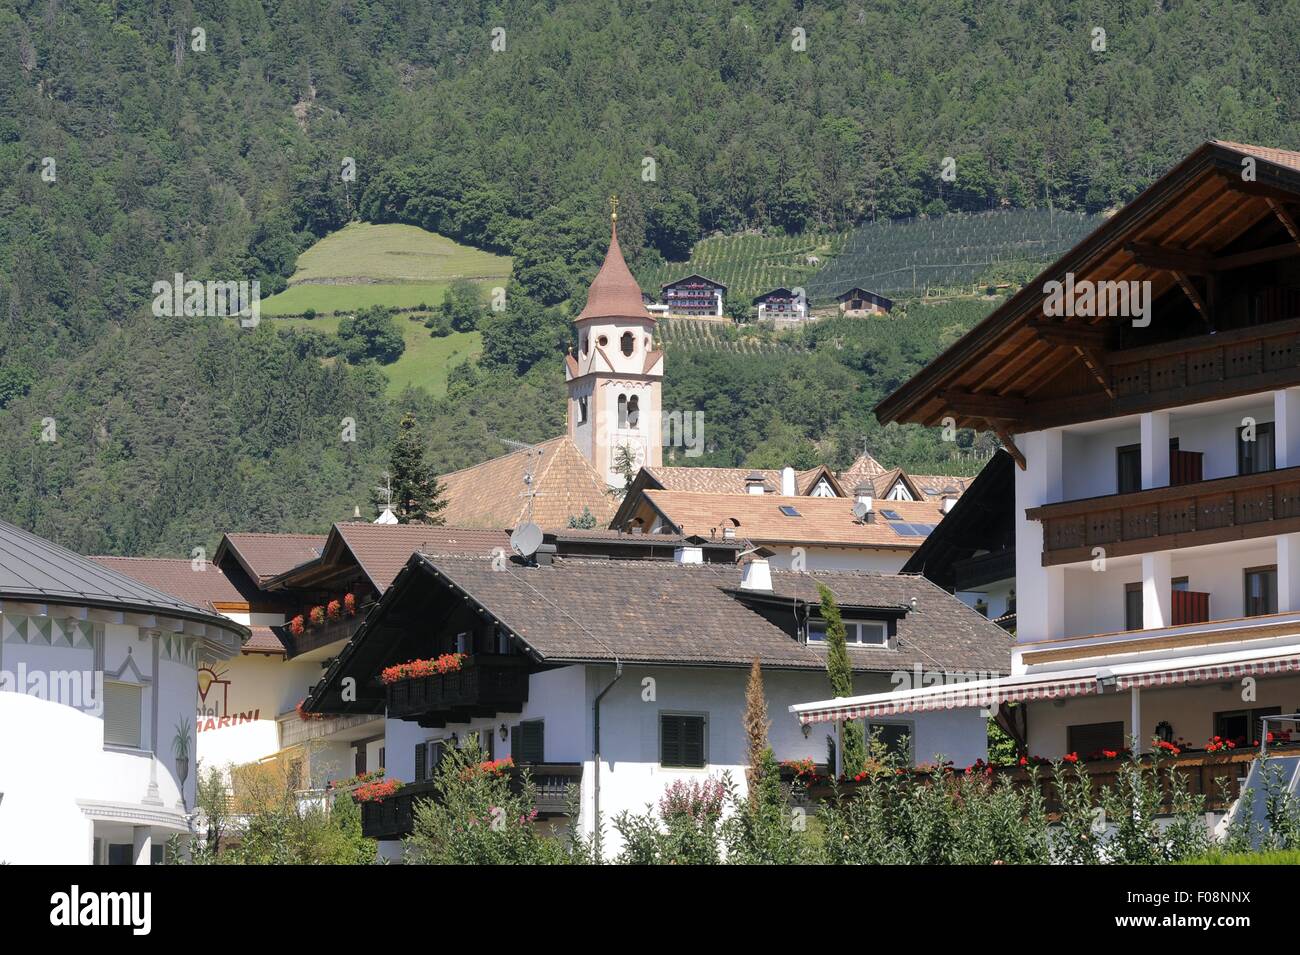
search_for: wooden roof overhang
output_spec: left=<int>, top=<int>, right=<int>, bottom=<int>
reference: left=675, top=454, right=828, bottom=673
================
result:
left=874, top=142, right=1300, bottom=464
left=262, top=529, right=366, bottom=593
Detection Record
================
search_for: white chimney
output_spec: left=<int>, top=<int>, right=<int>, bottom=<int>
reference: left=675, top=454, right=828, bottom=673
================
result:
left=745, top=472, right=767, bottom=495
left=781, top=466, right=796, bottom=497
left=740, top=556, right=772, bottom=591
left=852, top=483, right=875, bottom=523
left=722, top=525, right=736, bottom=540
left=674, top=544, right=704, bottom=564
left=942, top=495, right=958, bottom=514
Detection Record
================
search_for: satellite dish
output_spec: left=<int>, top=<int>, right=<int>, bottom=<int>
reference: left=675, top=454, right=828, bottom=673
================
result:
left=510, top=522, right=544, bottom=558
left=852, top=500, right=870, bottom=520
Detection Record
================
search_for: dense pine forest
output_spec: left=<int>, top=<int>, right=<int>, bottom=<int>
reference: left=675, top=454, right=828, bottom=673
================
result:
left=3, top=0, right=1300, bottom=553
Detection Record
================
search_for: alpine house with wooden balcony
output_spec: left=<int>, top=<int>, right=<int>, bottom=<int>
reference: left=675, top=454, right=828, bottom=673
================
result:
left=792, top=142, right=1300, bottom=776
left=301, top=538, right=1011, bottom=856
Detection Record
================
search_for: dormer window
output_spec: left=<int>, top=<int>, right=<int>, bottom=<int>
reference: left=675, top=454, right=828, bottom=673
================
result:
left=621, top=331, right=634, bottom=356
left=886, top=481, right=913, bottom=501
left=808, top=619, right=889, bottom=647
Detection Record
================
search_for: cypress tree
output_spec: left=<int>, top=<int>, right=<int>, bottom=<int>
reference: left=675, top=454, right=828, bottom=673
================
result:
left=818, top=582, right=866, bottom=775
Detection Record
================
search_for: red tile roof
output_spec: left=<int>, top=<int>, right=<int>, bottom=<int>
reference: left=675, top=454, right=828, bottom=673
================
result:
left=243, top=626, right=290, bottom=655
left=332, top=523, right=511, bottom=591
left=220, top=532, right=327, bottom=582
left=88, top=557, right=247, bottom=610
left=640, top=490, right=942, bottom=549
left=437, top=435, right=616, bottom=530
left=1213, top=140, right=1300, bottom=173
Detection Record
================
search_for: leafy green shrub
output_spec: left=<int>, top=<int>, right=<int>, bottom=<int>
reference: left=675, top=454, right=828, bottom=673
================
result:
left=404, top=740, right=590, bottom=865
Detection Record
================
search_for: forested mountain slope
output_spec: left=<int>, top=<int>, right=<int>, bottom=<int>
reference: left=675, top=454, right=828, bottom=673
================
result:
left=2, top=0, right=1297, bottom=553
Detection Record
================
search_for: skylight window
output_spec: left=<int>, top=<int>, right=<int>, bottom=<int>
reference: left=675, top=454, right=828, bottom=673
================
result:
left=779, top=505, right=801, bottom=517
left=881, top=509, right=904, bottom=521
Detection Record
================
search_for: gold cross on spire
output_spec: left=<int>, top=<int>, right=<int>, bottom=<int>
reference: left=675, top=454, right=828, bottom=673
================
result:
left=609, top=194, right=619, bottom=222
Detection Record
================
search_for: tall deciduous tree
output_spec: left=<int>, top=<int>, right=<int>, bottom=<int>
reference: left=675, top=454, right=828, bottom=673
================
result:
left=378, top=412, right=447, bottom=524
left=818, top=582, right=865, bottom=775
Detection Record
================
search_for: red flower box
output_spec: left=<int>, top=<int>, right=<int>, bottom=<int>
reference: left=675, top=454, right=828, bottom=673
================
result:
left=295, top=699, right=324, bottom=722
left=352, top=778, right=403, bottom=803
left=380, top=653, right=467, bottom=685
left=344, top=593, right=357, bottom=617
left=289, top=614, right=305, bottom=636
left=309, top=605, right=325, bottom=627
left=327, top=599, right=342, bottom=620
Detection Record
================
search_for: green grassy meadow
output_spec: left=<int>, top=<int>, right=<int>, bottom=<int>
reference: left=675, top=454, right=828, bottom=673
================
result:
left=272, top=313, right=480, bottom=398
left=258, top=223, right=504, bottom=395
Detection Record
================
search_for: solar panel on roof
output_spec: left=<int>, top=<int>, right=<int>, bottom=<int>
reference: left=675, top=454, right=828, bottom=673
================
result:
left=881, top=509, right=904, bottom=521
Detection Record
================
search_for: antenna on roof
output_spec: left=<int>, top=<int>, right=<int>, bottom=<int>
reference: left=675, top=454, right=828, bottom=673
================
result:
left=492, top=434, right=544, bottom=526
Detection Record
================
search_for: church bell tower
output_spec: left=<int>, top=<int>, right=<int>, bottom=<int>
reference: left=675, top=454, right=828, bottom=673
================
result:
left=566, top=198, right=664, bottom=487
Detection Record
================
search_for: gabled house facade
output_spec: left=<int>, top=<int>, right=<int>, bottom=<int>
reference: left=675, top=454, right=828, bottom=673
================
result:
left=302, top=541, right=1011, bottom=857
left=795, top=141, right=1300, bottom=766
left=661, top=274, right=726, bottom=317
left=837, top=287, right=893, bottom=317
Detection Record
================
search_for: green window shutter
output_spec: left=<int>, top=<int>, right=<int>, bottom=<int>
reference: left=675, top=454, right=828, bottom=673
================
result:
left=682, top=716, right=705, bottom=767
left=661, top=715, right=705, bottom=768
left=414, top=742, right=427, bottom=782
left=514, top=720, right=544, bottom=763
left=661, top=714, right=681, bottom=766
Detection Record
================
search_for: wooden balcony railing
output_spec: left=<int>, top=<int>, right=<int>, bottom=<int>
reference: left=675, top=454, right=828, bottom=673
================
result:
left=359, top=763, right=582, bottom=840
left=386, top=654, right=530, bottom=726
left=1027, top=464, right=1300, bottom=566
left=275, top=613, right=367, bottom=659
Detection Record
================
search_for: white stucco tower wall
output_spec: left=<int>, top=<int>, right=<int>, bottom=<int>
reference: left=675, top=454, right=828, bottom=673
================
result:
left=566, top=215, right=664, bottom=488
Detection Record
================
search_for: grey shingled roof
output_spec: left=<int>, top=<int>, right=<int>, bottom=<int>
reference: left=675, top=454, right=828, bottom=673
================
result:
left=0, top=519, right=246, bottom=634
left=414, top=555, right=1011, bottom=673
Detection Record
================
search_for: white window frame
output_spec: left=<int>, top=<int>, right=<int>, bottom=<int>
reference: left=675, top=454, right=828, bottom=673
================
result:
left=808, top=619, right=890, bottom=647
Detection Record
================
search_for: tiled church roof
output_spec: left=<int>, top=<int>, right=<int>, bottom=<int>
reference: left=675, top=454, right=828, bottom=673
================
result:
left=574, top=220, right=653, bottom=323
left=437, top=436, right=617, bottom=530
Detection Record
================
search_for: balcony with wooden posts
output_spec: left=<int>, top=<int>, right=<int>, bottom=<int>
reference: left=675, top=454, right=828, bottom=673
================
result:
left=358, top=763, right=582, bottom=840
left=385, top=654, right=530, bottom=727
left=1027, top=464, right=1300, bottom=566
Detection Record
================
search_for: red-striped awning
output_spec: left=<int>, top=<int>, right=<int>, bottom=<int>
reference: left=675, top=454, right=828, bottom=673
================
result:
left=796, top=676, right=1098, bottom=724
left=795, top=653, right=1300, bottom=724
left=1118, top=654, right=1300, bottom=690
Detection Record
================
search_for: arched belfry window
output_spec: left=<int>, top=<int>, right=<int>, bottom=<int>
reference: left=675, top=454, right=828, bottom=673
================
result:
left=621, top=331, right=634, bottom=356
left=627, top=395, right=640, bottom=428
left=617, top=394, right=628, bottom=428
